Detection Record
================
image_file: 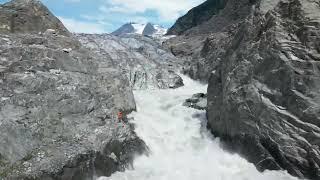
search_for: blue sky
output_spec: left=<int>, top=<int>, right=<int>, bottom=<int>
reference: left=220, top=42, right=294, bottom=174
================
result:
left=0, top=0, right=205, bottom=33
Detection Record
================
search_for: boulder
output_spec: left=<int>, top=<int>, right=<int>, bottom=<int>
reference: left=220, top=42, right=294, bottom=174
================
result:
left=0, top=0, right=70, bottom=36
left=183, top=93, right=207, bottom=110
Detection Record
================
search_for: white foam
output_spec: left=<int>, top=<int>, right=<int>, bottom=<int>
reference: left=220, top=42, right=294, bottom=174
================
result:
left=98, top=75, right=298, bottom=180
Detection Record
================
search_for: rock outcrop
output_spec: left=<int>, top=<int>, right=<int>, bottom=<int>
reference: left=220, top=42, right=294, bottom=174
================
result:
left=0, top=0, right=145, bottom=179
left=76, top=33, right=184, bottom=90
left=166, top=0, right=227, bottom=35
left=168, top=0, right=320, bottom=179
left=111, top=23, right=135, bottom=36
left=183, top=93, right=207, bottom=110
left=0, top=0, right=70, bottom=36
left=142, top=23, right=157, bottom=36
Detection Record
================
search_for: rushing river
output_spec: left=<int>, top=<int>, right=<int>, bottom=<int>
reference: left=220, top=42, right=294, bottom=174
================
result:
left=98, top=75, right=297, bottom=180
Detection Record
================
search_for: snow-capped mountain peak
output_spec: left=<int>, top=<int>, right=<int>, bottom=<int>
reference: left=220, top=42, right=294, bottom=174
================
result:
left=111, top=22, right=167, bottom=37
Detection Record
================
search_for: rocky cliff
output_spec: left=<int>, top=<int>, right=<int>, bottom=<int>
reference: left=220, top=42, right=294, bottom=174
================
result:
left=167, top=0, right=320, bottom=179
left=0, top=0, right=145, bottom=179
left=166, top=0, right=227, bottom=35
left=76, top=33, right=184, bottom=90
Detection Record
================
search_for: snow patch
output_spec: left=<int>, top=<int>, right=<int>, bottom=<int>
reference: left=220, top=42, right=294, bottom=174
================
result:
left=132, top=23, right=147, bottom=34
left=112, top=22, right=167, bottom=37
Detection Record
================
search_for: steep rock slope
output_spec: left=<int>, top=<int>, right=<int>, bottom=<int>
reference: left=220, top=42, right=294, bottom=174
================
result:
left=111, top=23, right=135, bottom=36
left=142, top=23, right=167, bottom=37
left=165, top=0, right=259, bottom=81
left=168, top=0, right=320, bottom=179
left=208, top=1, right=320, bottom=178
left=76, top=33, right=183, bottom=90
left=0, top=0, right=145, bottom=179
left=0, top=0, right=70, bottom=36
left=166, top=0, right=227, bottom=35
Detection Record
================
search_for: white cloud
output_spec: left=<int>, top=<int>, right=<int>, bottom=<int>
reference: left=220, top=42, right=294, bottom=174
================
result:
left=58, top=16, right=106, bottom=33
left=54, top=0, right=206, bottom=33
left=100, top=5, right=128, bottom=14
left=101, top=0, right=205, bottom=22
left=64, top=0, right=81, bottom=2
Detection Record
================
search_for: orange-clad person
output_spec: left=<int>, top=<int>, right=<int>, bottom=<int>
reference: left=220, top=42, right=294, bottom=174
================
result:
left=117, top=111, right=123, bottom=122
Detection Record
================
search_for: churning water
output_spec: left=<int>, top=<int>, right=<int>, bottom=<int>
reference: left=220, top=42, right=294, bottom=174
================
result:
left=98, top=75, right=298, bottom=180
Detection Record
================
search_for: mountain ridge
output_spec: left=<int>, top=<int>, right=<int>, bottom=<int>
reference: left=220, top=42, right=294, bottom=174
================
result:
left=111, top=22, right=167, bottom=37
left=167, top=0, right=227, bottom=35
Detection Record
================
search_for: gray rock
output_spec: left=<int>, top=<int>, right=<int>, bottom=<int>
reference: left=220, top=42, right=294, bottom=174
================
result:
left=142, top=23, right=156, bottom=36
left=0, top=1, right=146, bottom=179
left=111, top=23, right=135, bottom=36
left=168, top=0, right=320, bottom=179
left=183, top=93, right=207, bottom=110
left=76, top=33, right=184, bottom=90
left=0, top=0, right=70, bottom=36
left=0, top=32, right=145, bottom=180
left=165, top=0, right=255, bottom=82
left=166, top=0, right=227, bottom=35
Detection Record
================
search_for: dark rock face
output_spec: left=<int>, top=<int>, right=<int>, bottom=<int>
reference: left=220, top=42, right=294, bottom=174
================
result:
left=207, top=1, right=320, bottom=179
left=166, top=0, right=227, bottom=35
left=0, top=0, right=146, bottom=179
left=0, top=0, right=70, bottom=36
left=165, top=0, right=259, bottom=82
left=76, top=33, right=184, bottom=90
left=142, top=23, right=156, bottom=36
left=183, top=93, right=207, bottom=110
left=111, top=23, right=135, bottom=36
left=168, top=0, right=320, bottom=179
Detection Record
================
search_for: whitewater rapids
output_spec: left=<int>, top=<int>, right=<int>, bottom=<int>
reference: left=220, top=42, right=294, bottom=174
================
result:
left=98, top=75, right=298, bottom=180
